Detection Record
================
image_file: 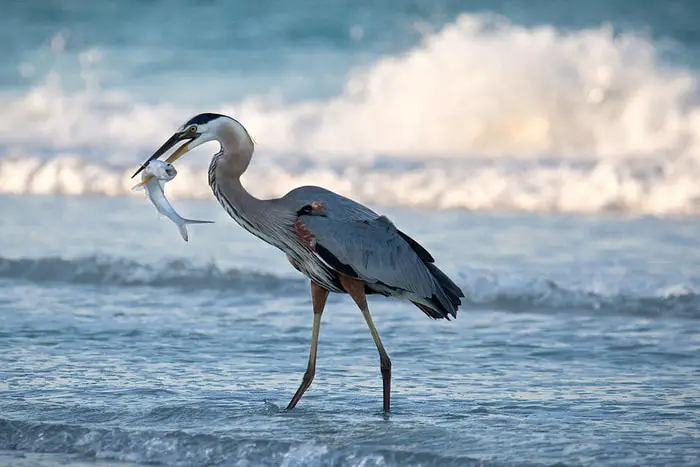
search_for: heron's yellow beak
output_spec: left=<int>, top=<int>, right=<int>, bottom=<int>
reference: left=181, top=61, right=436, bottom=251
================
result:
left=165, top=140, right=192, bottom=163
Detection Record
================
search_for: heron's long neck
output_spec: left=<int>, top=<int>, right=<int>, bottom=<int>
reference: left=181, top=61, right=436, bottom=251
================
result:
left=219, top=176, right=268, bottom=223
left=208, top=154, right=290, bottom=249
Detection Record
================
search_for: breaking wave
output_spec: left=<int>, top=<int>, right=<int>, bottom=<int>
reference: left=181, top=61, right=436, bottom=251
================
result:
left=0, top=14, right=700, bottom=216
left=0, top=255, right=303, bottom=294
left=1, top=14, right=700, bottom=216
left=1, top=255, right=697, bottom=318
left=1, top=153, right=700, bottom=215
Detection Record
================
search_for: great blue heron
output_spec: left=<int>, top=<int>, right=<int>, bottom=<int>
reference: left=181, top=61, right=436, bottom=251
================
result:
left=132, top=113, right=464, bottom=412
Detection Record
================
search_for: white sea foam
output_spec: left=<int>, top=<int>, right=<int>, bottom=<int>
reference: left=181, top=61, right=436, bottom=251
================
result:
left=236, top=15, right=700, bottom=160
left=1, top=153, right=698, bottom=215
left=1, top=14, right=699, bottom=215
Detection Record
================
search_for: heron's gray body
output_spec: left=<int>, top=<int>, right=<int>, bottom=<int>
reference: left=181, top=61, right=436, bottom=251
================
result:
left=208, top=148, right=463, bottom=319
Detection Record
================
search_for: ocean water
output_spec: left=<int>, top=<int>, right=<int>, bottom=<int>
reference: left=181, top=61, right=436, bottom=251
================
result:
left=1, top=1, right=700, bottom=466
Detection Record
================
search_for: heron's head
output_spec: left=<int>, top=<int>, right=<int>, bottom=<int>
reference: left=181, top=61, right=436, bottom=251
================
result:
left=131, top=113, right=249, bottom=179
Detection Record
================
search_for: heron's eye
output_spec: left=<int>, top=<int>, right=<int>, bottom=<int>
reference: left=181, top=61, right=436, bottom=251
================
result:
left=188, top=125, right=197, bottom=134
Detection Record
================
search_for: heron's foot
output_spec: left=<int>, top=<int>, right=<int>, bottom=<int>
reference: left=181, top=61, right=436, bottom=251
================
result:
left=286, top=369, right=315, bottom=410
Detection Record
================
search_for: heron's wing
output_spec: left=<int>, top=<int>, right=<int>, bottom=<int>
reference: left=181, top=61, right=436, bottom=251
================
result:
left=282, top=186, right=379, bottom=220
left=299, top=213, right=436, bottom=297
left=282, top=187, right=463, bottom=319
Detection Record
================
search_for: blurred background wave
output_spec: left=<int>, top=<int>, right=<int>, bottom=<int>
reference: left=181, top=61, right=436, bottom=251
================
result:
left=1, top=0, right=699, bottom=215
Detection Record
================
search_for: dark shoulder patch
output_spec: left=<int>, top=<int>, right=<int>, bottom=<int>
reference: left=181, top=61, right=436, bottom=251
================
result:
left=296, top=203, right=326, bottom=217
left=296, top=204, right=313, bottom=216
left=184, top=113, right=227, bottom=127
left=397, top=230, right=435, bottom=263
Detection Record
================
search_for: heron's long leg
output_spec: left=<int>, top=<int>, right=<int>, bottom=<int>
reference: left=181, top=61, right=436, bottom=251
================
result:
left=338, top=276, right=392, bottom=413
left=287, top=281, right=329, bottom=410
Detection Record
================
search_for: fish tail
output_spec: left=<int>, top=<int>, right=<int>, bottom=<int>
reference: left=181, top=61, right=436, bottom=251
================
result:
left=183, top=219, right=215, bottom=225
left=177, top=219, right=214, bottom=242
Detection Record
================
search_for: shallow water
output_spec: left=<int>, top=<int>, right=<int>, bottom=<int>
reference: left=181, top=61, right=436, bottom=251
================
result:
left=1, top=195, right=699, bottom=466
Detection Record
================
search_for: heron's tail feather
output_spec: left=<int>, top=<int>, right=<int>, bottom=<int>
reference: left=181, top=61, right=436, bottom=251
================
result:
left=412, top=264, right=464, bottom=320
left=426, top=263, right=465, bottom=300
left=177, top=219, right=215, bottom=242
left=412, top=301, right=450, bottom=320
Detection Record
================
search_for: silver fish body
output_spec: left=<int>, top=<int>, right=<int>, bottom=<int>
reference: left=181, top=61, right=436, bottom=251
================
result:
left=145, top=160, right=178, bottom=181
left=135, top=160, right=214, bottom=241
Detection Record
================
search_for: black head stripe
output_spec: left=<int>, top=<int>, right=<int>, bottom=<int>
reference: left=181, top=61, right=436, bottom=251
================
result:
left=183, top=113, right=227, bottom=127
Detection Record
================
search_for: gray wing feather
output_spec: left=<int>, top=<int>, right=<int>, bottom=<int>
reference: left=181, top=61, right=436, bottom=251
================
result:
left=282, top=186, right=378, bottom=220
left=300, top=214, right=436, bottom=297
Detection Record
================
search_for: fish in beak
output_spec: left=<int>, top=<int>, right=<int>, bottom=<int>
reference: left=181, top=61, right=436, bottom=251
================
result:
left=132, top=159, right=214, bottom=241
left=130, top=129, right=200, bottom=185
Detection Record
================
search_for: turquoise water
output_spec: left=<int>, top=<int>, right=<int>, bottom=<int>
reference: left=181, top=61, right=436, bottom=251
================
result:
left=1, top=1, right=700, bottom=465
left=1, top=195, right=699, bottom=466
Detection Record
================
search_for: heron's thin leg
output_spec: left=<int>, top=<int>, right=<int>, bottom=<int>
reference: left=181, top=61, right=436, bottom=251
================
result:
left=287, top=281, right=329, bottom=410
left=338, top=276, right=392, bottom=413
